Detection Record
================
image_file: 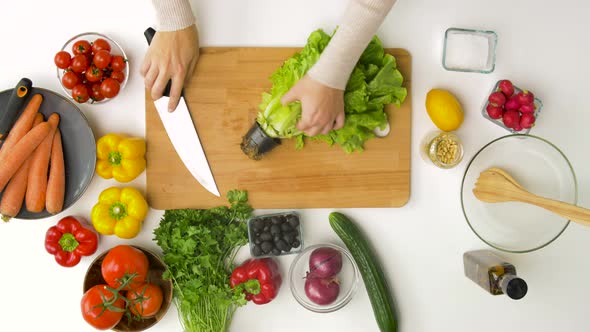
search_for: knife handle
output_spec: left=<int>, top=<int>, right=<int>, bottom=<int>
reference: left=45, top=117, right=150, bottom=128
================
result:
left=143, top=27, right=173, bottom=98
left=0, top=78, right=33, bottom=140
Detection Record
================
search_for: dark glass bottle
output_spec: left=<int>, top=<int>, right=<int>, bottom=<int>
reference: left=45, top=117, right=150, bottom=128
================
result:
left=463, top=250, right=528, bottom=300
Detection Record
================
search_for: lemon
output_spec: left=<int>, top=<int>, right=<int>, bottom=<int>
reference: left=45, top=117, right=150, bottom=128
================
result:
left=425, top=89, right=464, bottom=131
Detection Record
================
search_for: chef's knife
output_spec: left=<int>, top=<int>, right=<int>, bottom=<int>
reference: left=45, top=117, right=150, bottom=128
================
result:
left=0, top=78, right=33, bottom=142
left=144, top=27, right=220, bottom=197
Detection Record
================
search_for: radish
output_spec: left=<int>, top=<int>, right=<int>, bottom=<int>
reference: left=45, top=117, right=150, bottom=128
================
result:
left=520, top=113, right=536, bottom=129
left=516, top=90, right=534, bottom=106
left=504, top=96, right=520, bottom=111
left=488, top=91, right=506, bottom=107
left=520, top=103, right=535, bottom=114
left=502, top=110, right=520, bottom=129
left=486, top=104, right=503, bottom=119
left=498, top=80, right=514, bottom=97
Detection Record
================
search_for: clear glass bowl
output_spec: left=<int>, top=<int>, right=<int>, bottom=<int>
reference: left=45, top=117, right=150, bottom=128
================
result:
left=289, top=243, right=359, bottom=313
left=482, top=80, right=543, bottom=135
left=57, top=32, right=129, bottom=104
left=461, top=135, right=577, bottom=253
left=443, top=28, right=497, bottom=73
left=247, top=211, right=303, bottom=257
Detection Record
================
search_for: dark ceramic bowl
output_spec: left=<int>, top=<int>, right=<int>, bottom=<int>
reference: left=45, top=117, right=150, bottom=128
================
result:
left=0, top=87, right=96, bottom=219
left=83, top=246, right=173, bottom=332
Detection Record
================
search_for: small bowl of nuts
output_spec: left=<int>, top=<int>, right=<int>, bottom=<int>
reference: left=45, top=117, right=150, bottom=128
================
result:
left=421, top=131, right=464, bottom=169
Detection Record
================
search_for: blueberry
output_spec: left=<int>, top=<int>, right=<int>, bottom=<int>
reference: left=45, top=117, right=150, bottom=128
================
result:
left=280, top=223, right=292, bottom=232
left=252, top=245, right=262, bottom=256
left=283, top=233, right=294, bottom=243
left=254, top=238, right=262, bottom=245
left=252, top=219, right=264, bottom=230
left=291, top=239, right=301, bottom=248
left=271, top=248, right=281, bottom=256
left=261, top=241, right=273, bottom=254
left=263, top=225, right=270, bottom=232
left=275, top=240, right=289, bottom=252
left=260, top=232, right=272, bottom=241
left=270, top=224, right=281, bottom=235
left=271, top=216, right=281, bottom=224
left=287, top=215, right=299, bottom=227
left=273, top=235, right=281, bottom=243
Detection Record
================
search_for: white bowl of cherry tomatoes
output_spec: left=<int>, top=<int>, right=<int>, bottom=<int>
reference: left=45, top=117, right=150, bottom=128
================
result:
left=54, top=32, right=129, bottom=104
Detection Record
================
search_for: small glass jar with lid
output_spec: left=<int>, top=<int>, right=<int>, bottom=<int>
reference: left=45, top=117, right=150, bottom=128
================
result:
left=421, top=131, right=464, bottom=169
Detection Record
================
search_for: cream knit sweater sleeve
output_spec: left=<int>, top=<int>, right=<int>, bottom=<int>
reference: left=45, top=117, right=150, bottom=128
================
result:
left=151, top=0, right=396, bottom=89
left=151, top=0, right=195, bottom=31
left=308, top=0, right=397, bottom=90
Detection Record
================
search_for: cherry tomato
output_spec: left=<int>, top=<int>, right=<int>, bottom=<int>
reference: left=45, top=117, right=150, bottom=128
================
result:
left=61, top=71, right=79, bottom=90
left=70, top=54, right=89, bottom=73
left=110, top=71, right=125, bottom=83
left=100, top=78, right=121, bottom=99
left=54, top=51, right=72, bottom=69
left=93, top=50, right=112, bottom=70
left=72, top=40, right=91, bottom=55
left=81, top=284, right=125, bottom=330
left=90, top=83, right=105, bottom=102
left=101, top=245, right=148, bottom=290
left=72, top=84, right=89, bottom=103
left=85, top=65, right=103, bottom=83
left=127, top=283, right=164, bottom=318
left=92, top=38, right=111, bottom=53
left=110, top=55, right=126, bottom=72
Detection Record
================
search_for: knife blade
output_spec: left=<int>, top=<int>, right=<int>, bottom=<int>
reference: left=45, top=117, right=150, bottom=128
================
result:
left=0, top=78, right=33, bottom=141
left=144, top=28, right=220, bottom=197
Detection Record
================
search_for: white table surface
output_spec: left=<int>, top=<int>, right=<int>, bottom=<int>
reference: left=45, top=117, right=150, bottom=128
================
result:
left=1, top=1, right=589, bottom=331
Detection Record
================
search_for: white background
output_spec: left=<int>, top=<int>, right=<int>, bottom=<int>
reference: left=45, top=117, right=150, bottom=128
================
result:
left=1, top=0, right=590, bottom=331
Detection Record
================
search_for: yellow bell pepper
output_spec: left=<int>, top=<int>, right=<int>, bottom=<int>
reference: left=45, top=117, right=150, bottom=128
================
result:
left=91, top=187, right=149, bottom=239
left=96, top=134, right=146, bottom=183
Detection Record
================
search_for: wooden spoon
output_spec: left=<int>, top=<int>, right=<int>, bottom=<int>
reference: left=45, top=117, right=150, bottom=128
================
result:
left=473, top=167, right=590, bottom=227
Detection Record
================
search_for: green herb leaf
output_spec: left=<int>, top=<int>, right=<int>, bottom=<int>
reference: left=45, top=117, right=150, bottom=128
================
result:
left=153, top=190, right=251, bottom=332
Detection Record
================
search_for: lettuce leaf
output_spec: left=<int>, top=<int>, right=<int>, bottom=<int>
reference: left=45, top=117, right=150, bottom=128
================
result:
left=256, top=29, right=407, bottom=152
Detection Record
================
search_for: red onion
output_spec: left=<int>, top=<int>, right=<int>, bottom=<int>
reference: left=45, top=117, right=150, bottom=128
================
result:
left=305, top=276, right=340, bottom=305
left=308, top=247, right=342, bottom=278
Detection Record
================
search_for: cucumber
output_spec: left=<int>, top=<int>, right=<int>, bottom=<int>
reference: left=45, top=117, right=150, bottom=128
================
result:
left=329, top=212, right=397, bottom=332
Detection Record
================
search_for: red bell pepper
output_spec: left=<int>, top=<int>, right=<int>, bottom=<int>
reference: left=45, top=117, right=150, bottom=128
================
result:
left=45, top=216, right=99, bottom=267
left=230, top=258, right=282, bottom=305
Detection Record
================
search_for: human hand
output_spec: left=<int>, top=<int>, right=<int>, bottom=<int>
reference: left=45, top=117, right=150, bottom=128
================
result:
left=140, top=24, right=199, bottom=112
left=281, top=75, right=345, bottom=136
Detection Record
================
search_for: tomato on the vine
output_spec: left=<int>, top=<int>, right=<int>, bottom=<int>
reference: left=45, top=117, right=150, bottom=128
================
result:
left=110, top=55, right=126, bottom=72
left=127, top=283, right=164, bottom=318
left=85, top=65, right=103, bottom=83
left=54, top=51, right=71, bottom=69
left=101, top=245, right=149, bottom=290
left=81, top=284, right=125, bottom=330
left=110, top=71, right=125, bottom=83
left=92, top=38, right=111, bottom=53
left=72, top=40, right=91, bottom=55
left=93, top=50, right=112, bottom=70
left=61, top=71, right=79, bottom=90
left=72, top=84, right=89, bottom=103
left=100, top=78, right=121, bottom=99
left=70, top=54, right=89, bottom=73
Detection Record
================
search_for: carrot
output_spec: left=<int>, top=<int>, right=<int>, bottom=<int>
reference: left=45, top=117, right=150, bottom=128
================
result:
left=46, top=128, right=65, bottom=215
left=0, top=94, right=43, bottom=161
left=0, top=114, right=45, bottom=221
left=0, top=122, right=51, bottom=192
left=25, top=113, right=60, bottom=213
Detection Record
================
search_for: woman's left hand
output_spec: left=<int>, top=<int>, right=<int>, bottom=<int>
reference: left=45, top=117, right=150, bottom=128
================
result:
left=281, top=75, right=345, bottom=136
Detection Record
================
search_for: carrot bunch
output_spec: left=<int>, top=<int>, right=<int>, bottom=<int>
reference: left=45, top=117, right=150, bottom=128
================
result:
left=0, top=94, right=66, bottom=221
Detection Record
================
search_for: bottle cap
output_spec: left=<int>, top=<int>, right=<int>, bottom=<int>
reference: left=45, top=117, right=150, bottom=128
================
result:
left=506, top=277, right=528, bottom=300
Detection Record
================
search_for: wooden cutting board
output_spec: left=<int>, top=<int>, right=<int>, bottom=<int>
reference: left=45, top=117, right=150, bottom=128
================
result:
left=145, top=47, right=411, bottom=209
